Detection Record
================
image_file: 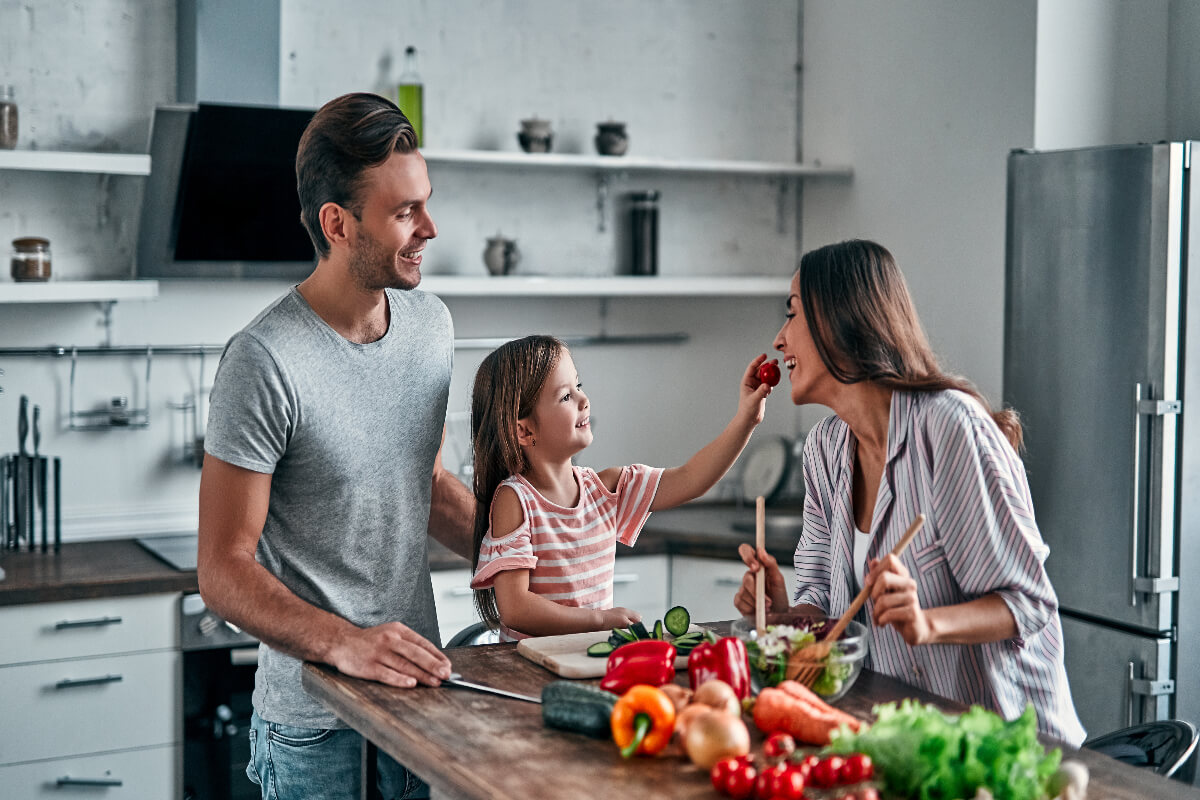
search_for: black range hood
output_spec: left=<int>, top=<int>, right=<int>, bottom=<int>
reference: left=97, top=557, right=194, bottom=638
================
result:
left=136, top=102, right=318, bottom=279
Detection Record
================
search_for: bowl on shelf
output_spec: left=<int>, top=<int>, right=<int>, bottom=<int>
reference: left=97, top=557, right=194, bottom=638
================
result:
left=731, top=613, right=868, bottom=702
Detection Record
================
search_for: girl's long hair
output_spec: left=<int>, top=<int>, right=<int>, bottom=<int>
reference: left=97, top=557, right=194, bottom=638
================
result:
left=468, top=335, right=565, bottom=629
left=799, top=240, right=1022, bottom=450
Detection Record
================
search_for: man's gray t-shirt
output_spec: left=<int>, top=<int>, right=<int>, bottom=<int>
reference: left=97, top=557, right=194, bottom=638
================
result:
left=205, top=286, right=452, bottom=728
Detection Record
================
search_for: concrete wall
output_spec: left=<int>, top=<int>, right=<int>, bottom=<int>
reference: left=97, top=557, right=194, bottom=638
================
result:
left=0, top=0, right=804, bottom=540
left=798, top=0, right=1038, bottom=428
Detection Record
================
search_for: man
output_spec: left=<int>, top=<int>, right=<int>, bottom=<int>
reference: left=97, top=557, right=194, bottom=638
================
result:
left=198, top=92, right=474, bottom=800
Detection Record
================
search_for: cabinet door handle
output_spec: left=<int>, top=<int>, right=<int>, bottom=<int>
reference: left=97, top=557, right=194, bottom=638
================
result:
left=714, top=577, right=742, bottom=587
left=55, top=674, right=123, bottom=690
left=55, top=616, right=123, bottom=630
left=448, top=587, right=474, bottom=597
left=56, top=776, right=123, bottom=787
left=613, top=573, right=639, bottom=585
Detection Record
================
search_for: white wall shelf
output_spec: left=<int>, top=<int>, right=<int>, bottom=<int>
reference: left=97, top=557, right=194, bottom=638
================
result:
left=419, top=275, right=787, bottom=297
left=0, top=280, right=159, bottom=304
left=422, top=149, right=852, bottom=179
left=0, top=150, right=152, bottom=176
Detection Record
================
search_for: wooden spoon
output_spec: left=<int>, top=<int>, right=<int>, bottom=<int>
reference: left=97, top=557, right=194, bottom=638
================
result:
left=786, top=513, right=926, bottom=682
left=755, top=495, right=766, bottom=635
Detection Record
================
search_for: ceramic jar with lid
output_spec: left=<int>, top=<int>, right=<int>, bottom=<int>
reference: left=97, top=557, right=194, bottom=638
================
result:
left=517, top=118, right=553, bottom=153
left=11, top=237, right=51, bottom=282
left=594, top=121, right=628, bottom=156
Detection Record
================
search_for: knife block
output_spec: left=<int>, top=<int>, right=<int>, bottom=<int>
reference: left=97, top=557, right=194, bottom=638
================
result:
left=2, top=453, right=61, bottom=553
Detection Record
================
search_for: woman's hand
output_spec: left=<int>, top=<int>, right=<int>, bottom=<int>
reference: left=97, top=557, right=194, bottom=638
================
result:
left=865, top=554, right=933, bottom=646
left=733, top=543, right=790, bottom=615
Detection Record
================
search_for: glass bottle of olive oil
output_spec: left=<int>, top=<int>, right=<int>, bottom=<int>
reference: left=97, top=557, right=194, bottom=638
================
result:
left=397, top=46, right=424, bottom=146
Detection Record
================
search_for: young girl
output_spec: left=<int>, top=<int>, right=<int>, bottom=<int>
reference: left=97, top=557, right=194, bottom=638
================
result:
left=469, top=335, right=772, bottom=641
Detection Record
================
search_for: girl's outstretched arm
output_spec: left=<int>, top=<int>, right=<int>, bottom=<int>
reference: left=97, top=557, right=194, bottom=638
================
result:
left=649, top=354, right=772, bottom=510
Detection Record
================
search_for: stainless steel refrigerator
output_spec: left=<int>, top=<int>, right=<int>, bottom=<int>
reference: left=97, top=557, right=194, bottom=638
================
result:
left=1004, top=141, right=1200, bottom=738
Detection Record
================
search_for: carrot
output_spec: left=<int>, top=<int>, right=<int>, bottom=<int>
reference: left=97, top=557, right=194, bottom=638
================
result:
left=775, top=680, right=862, bottom=732
left=752, top=686, right=845, bottom=746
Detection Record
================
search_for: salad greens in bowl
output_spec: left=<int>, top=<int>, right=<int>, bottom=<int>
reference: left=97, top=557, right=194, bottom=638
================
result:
left=731, top=613, right=868, bottom=701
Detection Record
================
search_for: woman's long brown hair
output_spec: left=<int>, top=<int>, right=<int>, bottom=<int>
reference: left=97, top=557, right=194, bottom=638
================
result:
left=798, top=240, right=1022, bottom=450
left=468, top=335, right=564, bottom=629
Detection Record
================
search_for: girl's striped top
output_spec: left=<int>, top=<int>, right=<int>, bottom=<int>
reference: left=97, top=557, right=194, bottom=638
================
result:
left=470, top=464, right=663, bottom=642
left=795, top=389, right=1087, bottom=746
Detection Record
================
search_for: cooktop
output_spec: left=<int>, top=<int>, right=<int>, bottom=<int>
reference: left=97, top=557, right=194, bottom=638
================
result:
left=137, top=533, right=198, bottom=571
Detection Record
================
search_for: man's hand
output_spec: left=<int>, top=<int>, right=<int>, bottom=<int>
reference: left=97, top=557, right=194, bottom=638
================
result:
left=327, top=623, right=453, bottom=688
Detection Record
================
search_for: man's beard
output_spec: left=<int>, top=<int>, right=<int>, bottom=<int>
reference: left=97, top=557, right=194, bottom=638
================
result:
left=348, top=227, right=420, bottom=291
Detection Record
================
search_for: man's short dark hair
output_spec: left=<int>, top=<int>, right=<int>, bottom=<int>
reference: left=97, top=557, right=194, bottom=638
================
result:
left=296, top=93, right=419, bottom=257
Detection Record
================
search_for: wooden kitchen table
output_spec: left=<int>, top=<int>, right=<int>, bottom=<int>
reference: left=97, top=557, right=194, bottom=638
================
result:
left=303, top=642, right=1199, bottom=800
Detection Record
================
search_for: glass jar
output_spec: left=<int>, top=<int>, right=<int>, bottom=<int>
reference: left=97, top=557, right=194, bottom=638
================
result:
left=11, top=237, right=51, bottom=282
left=0, top=85, right=16, bottom=150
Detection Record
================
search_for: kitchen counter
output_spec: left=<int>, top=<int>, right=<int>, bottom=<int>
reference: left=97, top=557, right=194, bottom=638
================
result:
left=0, top=539, right=198, bottom=606
left=0, top=503, right=800, bottom=606
left=301, top=635, right=1192, bottom=800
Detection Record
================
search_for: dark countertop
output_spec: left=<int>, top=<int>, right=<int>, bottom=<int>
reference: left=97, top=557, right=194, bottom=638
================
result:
left=0, top=504, right=802, bottom=607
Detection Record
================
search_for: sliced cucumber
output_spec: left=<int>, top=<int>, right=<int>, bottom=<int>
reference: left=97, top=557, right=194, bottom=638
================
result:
left=629, top=620, right=650, bottom=640
left=607, top=632, right=626, bottom=648
left=653, top=619, right=664, bottom=640
left=613, top=627, right=637, bottom=642
left=586, top=641, right=616, bottom=657
left=664, top=606, right=691, bottom=637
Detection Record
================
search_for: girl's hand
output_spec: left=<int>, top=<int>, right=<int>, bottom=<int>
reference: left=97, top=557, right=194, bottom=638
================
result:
left=600, top=607, right=642, bottom=629
left=865, top=554, right=933, bottom=646
left=738, top=354, right=774, bottom=425
left=733, top=543, right=789, bottom=615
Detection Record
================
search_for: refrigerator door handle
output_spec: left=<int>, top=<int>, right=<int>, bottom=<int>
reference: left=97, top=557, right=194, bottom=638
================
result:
left=1130, top=383, right=1182, bottom=605
left=1126, top=660, right=1176, bottom=726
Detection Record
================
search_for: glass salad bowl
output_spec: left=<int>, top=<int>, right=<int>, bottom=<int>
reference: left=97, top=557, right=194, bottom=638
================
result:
left=731, top=613, right=869, bottom=702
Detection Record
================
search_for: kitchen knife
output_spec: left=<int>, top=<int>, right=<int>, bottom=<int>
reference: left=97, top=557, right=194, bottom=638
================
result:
left=16, top=395, right=28, bottom=549
left=53, top=456, right=61, bottom=553
left=1, top=455, right=9, bottom=550
left=34, top=405, right=47, bottom=553
left=442, top=672, right=541, bottom=703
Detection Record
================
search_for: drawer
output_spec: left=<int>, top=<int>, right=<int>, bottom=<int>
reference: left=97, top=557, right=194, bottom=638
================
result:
left=430, top=568, right=481, bottom=644
left=613, top=554, right=669, bottom=625
left=0, top=594, right=177, bottom=666
left=0, top=650, right=180, bottom=765
left=0, top=743, right=179, bottom=797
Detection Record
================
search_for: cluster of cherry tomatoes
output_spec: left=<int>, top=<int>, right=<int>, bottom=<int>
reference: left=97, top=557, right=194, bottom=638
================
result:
left=710, top=733, right=877, bottom=800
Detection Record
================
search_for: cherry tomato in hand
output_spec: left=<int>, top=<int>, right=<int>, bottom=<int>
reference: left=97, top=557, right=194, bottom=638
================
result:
left=839, top=752, right=875, bottom=784
left=757, top=359, right=781, bottom=387
left=810, top=755, right=845, bottom=788
left=762, top=732, right=795, bottom=760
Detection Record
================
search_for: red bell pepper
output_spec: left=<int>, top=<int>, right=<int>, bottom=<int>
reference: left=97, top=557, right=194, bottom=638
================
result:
left=687, top=636, right=752, bottom=699
left=600, top=639, right=677, bottom=694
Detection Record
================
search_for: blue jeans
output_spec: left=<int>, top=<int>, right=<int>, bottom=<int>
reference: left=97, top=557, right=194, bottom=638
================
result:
left=247, top=711, right=429, bottom=799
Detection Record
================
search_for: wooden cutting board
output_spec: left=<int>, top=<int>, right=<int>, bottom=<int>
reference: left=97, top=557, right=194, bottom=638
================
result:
left=516, top=629, right=698, bottom=679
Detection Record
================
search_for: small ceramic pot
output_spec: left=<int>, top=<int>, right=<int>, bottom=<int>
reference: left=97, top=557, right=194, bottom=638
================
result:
left=594, top=121, right=628, bottom=156
left=483, top=236, right=521, bottom=276
left=518, top=118, right=553, bottom=153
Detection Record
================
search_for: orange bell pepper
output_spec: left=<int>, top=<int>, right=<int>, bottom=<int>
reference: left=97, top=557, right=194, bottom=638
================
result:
left=610, top=684, right=676, bottom=758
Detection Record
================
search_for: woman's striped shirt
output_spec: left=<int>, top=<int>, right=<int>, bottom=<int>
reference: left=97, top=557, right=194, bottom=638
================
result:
left=470, top=464, right=663, bottom=642
left=795, top=389, right=1086, bottom=746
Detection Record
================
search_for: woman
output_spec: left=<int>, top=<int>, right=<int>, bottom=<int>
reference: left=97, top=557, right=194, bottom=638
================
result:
left=734, top=239, right=1086, bottom=745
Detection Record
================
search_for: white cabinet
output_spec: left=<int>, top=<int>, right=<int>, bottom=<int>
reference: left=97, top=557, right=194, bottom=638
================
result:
left=613, top=554, right=670, bottom=625
left=669, top=555, right=797, bottom=626
left=430, top=568, right=480, bottom=646
left=0, top=594, right=180, bottom=796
